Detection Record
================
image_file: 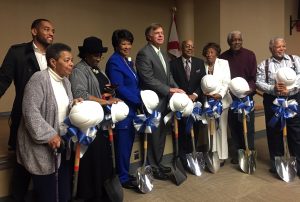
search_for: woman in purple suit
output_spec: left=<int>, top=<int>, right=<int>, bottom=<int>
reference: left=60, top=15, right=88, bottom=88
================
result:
left=106, top=29, right=141, bottom=189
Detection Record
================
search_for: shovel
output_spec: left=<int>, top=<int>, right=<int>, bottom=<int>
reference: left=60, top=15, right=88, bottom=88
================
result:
left=72, top=143, right=81, bottom=199
left=204, top=119, right=220, bottom=173
left=136, top=132, right=154, bottom=193
left=104, top=125, right=124, bottom=202
left=171, top=116, right=187, bottom=185
left=275, top=123, right=297, bottom=182
left=238, top=112, right=257, bottom=174
left=186, top=126, right=205, bottom=176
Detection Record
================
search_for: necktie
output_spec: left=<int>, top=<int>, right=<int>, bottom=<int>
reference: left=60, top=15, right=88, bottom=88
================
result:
left=185, top=59, right=191, bottom=80
left=157, top=50, right=167, bottom=73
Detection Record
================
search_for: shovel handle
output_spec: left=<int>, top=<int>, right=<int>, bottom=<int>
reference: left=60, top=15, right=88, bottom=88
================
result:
left=209, top=119, right=215, bottom=136
left=190, top=126, right=197, bottom=153
left=108, top=125, right=116, bottom=169
left=143, top=133, right=148, bottom=167
left=72, top=143, right=81, bottom=198
left=174, top=116, right=179, bottom=139
left=242, top=113, right=248, bottom=134
left=283, top=124, right=287, bottom=137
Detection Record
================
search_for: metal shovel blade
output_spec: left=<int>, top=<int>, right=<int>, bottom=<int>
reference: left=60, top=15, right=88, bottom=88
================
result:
left=136, top=165, right=154, bottom=194
left=238, top=149, right=257, bottom=174
left=104, top=175, right=123, bottom=202
left=172, top=157, right=187, bottom=186
left=275, top=156, right=297, bottom=182
left=204, top=151, right=220, bottom=174
left=186, top=152, right=205, bottom=176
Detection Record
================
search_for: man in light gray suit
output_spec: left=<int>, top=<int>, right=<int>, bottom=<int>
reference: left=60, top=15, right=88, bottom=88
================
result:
left=136, top=23, right=184, bottom=180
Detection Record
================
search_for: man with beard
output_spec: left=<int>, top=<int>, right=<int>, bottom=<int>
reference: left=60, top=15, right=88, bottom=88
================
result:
left=220, top=30, right=257, bottom=165
left=0, top=18, right=54, bottom=201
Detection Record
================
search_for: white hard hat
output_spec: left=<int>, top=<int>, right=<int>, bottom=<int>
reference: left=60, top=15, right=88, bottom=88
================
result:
left=229, top=77, right=250, bottom=98
left=111, top=102, right=129, bottom=123
left=140, top=90, right=159, bottom=114
left=169, top=93, right=190, bottom=112
left=276, top=67, right=297, bottom=90
left=69, top=101, right=104, bottom=131
left=201, top=74, right=221, bottom=95
left=182, top=99, right=194, bottom=117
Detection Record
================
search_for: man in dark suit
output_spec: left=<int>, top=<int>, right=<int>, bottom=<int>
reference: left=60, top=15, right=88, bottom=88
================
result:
left=136, top=23, right=184, bottom=180
left=0, top=18, right=54, bottom=201
left=170, top=40, right=206, bottom=169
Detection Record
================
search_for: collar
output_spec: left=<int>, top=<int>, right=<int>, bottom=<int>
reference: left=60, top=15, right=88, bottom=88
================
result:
left=48, top=67, right=63, bottom=81
left=32, top=42, right=46, bottom=54
left=150, top=44, right=160, bottom=53
left=271, top=54, right=289, bottom=63
left=182, top=57, right=191, bottom=64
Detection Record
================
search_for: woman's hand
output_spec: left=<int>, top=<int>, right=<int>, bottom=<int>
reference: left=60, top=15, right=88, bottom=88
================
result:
left=107, top=97, right=122, bottom=105
left=48, top=134, right=61, bottom=149
left=72, top=98, right=84, bottom=106
left=207, top=93, right=222, bottom=100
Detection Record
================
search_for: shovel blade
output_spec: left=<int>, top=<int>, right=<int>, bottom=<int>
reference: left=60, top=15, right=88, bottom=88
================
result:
left=136, top=166, right=154, bottom=193
left=171, top=157, right=187, bottom=186
left=104, top=175, right=123, bottom=202
left=238, top=149, right=257, bottom=174
left=275, top=156, right=297, bottom=182
left=186, top=152, right=205, bottom=176
left=204, top=151, right=220, bottom=174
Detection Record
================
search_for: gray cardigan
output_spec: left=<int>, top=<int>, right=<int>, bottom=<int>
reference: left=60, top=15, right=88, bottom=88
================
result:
left=69, top=60, right=102, bottom=99
left=16, top=69, right=73, bottom=175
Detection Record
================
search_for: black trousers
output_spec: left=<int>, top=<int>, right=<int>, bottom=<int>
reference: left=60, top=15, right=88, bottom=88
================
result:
left=228, top=105, right=255, bottom=159
left=31, top=152, right=71, bottom=202
left=11, top=162, right=31, bottom=202
left=263, top=93, right=300, bottom=172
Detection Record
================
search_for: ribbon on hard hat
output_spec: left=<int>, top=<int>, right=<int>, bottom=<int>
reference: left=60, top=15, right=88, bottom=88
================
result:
left=133, top=110, right=161, bottom=133
left=185, top=102, right=206, bottom=133
left=61, top=117, right=97, bottom=158
left=163, top=111, right=183, bottom=125
left=230, top=96, right=254, bottom=116
left=203, top=98, right=223, bottom=119
left=268, top=97, right=299, bottom=129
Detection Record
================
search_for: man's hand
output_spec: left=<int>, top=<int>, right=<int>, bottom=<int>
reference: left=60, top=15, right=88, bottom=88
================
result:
left=275, top=82, right=288, bottom=96
left=48, top=134, right=61, bottom=149
left=169, top=88, right=185, bottom=95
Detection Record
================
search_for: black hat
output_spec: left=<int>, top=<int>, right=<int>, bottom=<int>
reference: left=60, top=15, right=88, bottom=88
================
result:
left=78, top=36, right=108, bottom=54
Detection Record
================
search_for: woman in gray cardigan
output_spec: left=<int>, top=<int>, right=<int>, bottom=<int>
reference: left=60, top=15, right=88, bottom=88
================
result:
left=17, top=43, right=80, bottom=202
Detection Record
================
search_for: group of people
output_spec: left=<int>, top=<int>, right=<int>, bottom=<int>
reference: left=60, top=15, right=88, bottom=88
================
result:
left=1, top=18, right=300, bottom=202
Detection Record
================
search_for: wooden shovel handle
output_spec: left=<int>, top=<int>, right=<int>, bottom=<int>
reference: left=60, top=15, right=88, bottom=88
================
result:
left=174, top=116, right=179, bottom=139
left=283, top=124, right=287, bottom=137
left=209, top=119, right=215, bottom=136
left=242, top=113, right=247, bottom=134
left=74, top=143, right=81, bottom=172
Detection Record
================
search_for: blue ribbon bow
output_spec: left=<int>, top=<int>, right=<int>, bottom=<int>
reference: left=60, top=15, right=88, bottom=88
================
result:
left=133, top=110, right=161, bottom=133
left=185, top=102, right=204, bottom=133
left=230, top=96, right=254, bottom=116
left=268, top=98, right=299, bottom=129
left=203, top=98, right=223, bottom=119
left=62, top=118, right=95, bottom=146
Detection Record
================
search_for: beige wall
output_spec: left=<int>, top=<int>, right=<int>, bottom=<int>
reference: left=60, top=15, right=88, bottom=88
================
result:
left=0, top=0, right=175, bottom=112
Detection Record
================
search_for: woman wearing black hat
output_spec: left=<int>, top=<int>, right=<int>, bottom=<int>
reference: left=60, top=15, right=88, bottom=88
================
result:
left=69, top=36, right=119, bottom=202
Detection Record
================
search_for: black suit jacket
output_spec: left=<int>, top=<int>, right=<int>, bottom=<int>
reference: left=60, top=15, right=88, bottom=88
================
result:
left=0, top=42, right=40, bottom=149
left=170, top=56, right=206, bottom=102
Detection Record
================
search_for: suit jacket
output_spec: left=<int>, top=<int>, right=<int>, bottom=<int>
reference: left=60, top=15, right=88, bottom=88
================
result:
left=0, top=42, right=40, bottom=149
left=204, top=58, right=232, bottom=108
left=106, top=52, right=141, bottom=129
left=170, top=56, right=206, bottom=102
left=136, top=43, right=178, bottom=113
